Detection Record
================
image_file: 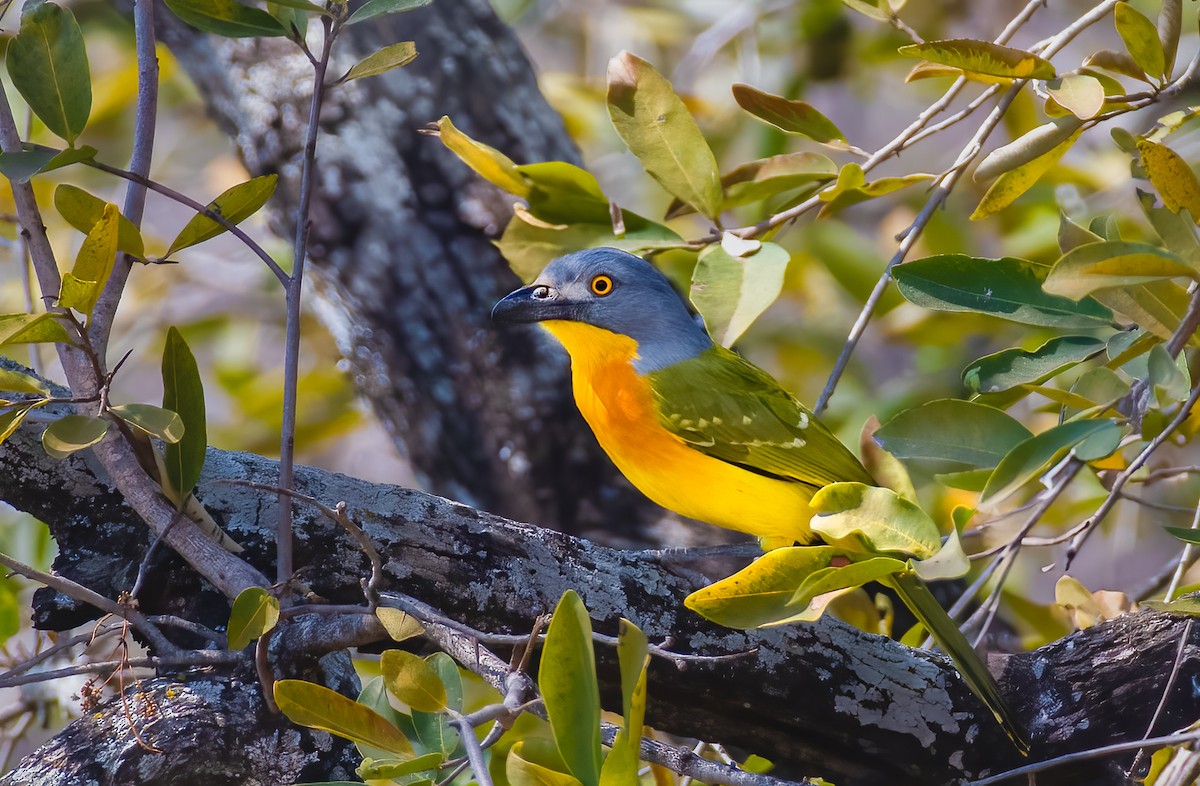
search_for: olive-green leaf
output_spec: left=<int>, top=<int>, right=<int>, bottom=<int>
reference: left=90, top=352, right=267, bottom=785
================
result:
left=1137, top=139, right=1200, bottom=222
left=690, top=242, right=789, bottom=347
left=342, top=42, right=418, bottom=82
left=789, top=555, right=908, bottom=609
left=358, top=752, right=444, bottom=781
left=893, top=254, right=1114, bottom=328
left=161, top=327, right=206, bottom=507
left=912, top=527, right=970, bottom=582
left=54, top=184, right=145, bottom=258
left=0, top=368, right=48, bottom=396
left=58, top=202, right=119, bottom=319
left=817, top=163, right=932, bottom=217
left=6, top=0, right=92, bottom=145
left=1115, top=2, right=1166, bottom=81
left=109, top=403, right=185, bottom=444
left=874, top=398, right=1033, bottom=470
left=274, top=679, right=414, bottom=756
left=517, top=161, right=611, bottom=225
left=975, top=118, right=1083, bottom=183
left=730, top=83, right=845, bottom=143
left=375, top=607, right=424, bottom=643
left=1044, top=75, right=1105, bottom=120
left=0, top=150, right=56, bottom=183
left=161, top=0, right=287, bottom=38
left=1043, top=240, right=1196, bottom=300
left=540, top=590, right=602, bottom=786
left=167, top=175, right=278, bottom=255
left=981, top=420, right=1121, bottom=503
left=898, top=39, right=1055, bottom=80
left=42, top=414, right=109, bottom=459
left=347, top=0, right=430, bottom=26
left=0, top=406, right=34, bottom=446
left=226, top=586, right=280, bottom=650
left=963, top=336, right=1106, bottom=394
left=508, top=740, right=585, bottom=786
left=810, top=483, right=941, bottom=559
left=1093, top=280, right=1190, bottom=341
left=718, top=152, right=837, bottom=209
left=607, top=50, right=722, bottom=220
left=972, top=126, right=1082, bottom=219
left=380, top=650, right=447, bottom=713
left=0, top=313, right=71, bottom=346
left=600, top=619, right=649, bottom=786
left=434, top=115, right=531, bottom=197
left=684, top=546, right=852, bottom=628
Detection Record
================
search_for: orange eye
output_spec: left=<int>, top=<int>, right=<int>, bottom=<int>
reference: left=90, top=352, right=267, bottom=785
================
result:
left=590, top=274, right=613, bottom=296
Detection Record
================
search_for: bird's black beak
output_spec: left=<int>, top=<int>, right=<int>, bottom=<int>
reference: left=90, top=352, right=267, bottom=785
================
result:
left=492, top=284, right=576, bottom=324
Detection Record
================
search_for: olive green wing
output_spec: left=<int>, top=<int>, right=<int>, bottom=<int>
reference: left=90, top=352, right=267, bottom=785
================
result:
left=646, top=345, right=874, bottom=489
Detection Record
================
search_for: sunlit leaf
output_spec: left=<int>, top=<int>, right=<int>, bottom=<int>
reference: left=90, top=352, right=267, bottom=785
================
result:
left=690, top=243, right=789, bottom=347
left=912, top=528, right=970, bottom=582
left=1137, top=139, right=1200, bottom=222
left=1058, top=212, right=1103, bottom=254
left=6, top=0, right=91, bottom=145
left=731, top=83, right=845, bottom=143
left=347, top=0, right=430, bottom=25
left=358, top=752, right=444, bottom=781
left=54, top=184, right=145, bottom=258
left=1092, top=280, right=1190, bottom=342
left=0, top=313, right=71, bottom=346
left=109, top=403, right=185, bottom=444
left=0, top=406, right=34, bottom=446
left=540, top=590, right=601, bottom=786
left=1115, top=2, right=1165, bottom=81
left=517, top=162, right=611, bottom=225
left=1138, top=191, right=1200, bottom=269
left=42, top=414, right=109, bottom=459
left=0, top=368, right=48, bottom=396
left=789, top=556, right=907, bottom=610
left=898, top=39, right=1054, bottom=80
left=58, top=202, right=119, bottom=319
left=975, top=118, right=1083, bottom=182
left=376, top=607, right=424, bottom=642
left=1044, top=75, right=1105, bottom=120
left=274, top=679, right=414, bottom=756
left=167, top=175, right=278, bottom=255
left=981, top=420, right=1121, bottom=503
left=161, top=327, right=206, bottom=506
left=963, top=336, right=1106, bottom=394
left=904, top=61, right=1012, bottom=85
left=607, top=51, right=722, bottom=220
left=599, top=619, right=648, bottom=786
left=226, top=586, right=280, bottom=650
left=508, top=740, right=585, bottom=786
left=1043, top=240, right=1195, bottom=300
left=874, top=398, right=1032, bottom=470
left=817, top=163, right=931, bottom=217
left=341, top=42, right=418, bottom=82
left=434, top=115, right=530, bottom=198
left=972, top=126, right=1082, bottom=218
left=810, top=483, right=941, bottom=559
left=161, top=0, right=287, bottom=38
left=380, top=650, right=447, bottom=713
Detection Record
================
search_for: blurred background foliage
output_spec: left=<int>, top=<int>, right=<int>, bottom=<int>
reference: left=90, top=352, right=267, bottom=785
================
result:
left=3, top=0, right=1200, bottom=768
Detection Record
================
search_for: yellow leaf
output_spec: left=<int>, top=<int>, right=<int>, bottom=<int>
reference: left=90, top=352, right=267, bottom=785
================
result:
left=433, top=115, right=530, bottom=197
left=1137, top=138, right=1200, bottom=222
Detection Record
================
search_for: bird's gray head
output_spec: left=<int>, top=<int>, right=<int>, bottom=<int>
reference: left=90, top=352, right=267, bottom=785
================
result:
left=492, top=247, right=712, bottom=372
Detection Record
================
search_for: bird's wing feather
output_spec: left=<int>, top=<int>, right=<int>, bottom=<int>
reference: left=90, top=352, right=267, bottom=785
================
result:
left=647, top=346, right=874, bottom=489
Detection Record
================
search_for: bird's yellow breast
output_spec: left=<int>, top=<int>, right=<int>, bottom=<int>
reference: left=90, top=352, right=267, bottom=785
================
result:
left=541, top=320, right=813, bottom=547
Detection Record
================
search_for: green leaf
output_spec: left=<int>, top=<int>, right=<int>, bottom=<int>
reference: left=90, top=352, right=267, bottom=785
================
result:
left=1092, top=280, right=1190, bottom=341
left=434, top=115, right=531, bottom=197
left=0, top=579, right=18, bottom=645
left=161, top=327, right=207, bottom=507
left=0, top=149, right=56, bottom=182
left=41, top=414, right=109, bottom=459
left=0, top=405, right=34, bottom=446
left=41, top=145, right=97, bottom=173
left=874, top=398, right=1033, bottom=470
left=1148, top=343, right=1190, bottom=404
left=376, top=607, right=424, bottom=642
left=58, top=202, right=119, bottom=319
left=358, top=752, right=444, bottom=781
left=380, top=650, right=447, bottom=713
left=690, top=242, right=789, bottom=347
left=730, top=83, right=845, bottom=143
left=275, top=679, right=414, bottom=756
left=981, top=420, right=1121, bottom=503
left=607, top=51, right=722, bottom=220
left=412, top=652, right=462, bottom=755
left=898, top=39, right=1055, bottom=80
left=684, top=546, right=852, bottom=628
left=1115, top=2, right=1165, bottom=81
left=226, top=586, right=280, bottom=650
left=347, top=0, right=430, bottom=25
left=54, top=184, right=145, bottom=258
left=0, top=313, right=71, bottom=346
left=1142, top=596, right=1200, bottom=616
left=718, top=152, right=837, bottom=210
left=167, top=175, right=278, bottom=255
left=1164, top=526, right=1200, bottom=546
left=912, top=528, right=970, bottom=582
left=810, top=483, right=941, bottom=559
left=817, top=163, right=932, bottom=217
left=1137, top=139, right=1200, bottom=222
left=789, top=555, right=907, bottom=609
left=517, top=162, right=611, bottom=225
left=1043, top=240, right=1195, bottom=300
left=893, top=255, right=1114, bottom=328
left=972, top=126, right=1082, bottom=219
left=508, top=740, right=585, bottom=786
left=1045, top=75, right=1105, bottom=120
left=963, top=336, right=1106, bottom=394
left=161, top=0, right=287, bottom=38
left=540, top=590, right=602, bottom=786
left=975, top=118, right=1083, bottom=183
left=599, top=619, right=649, bottom=786
left=342, top=41, right=418, bottom=82
left=6, top=0, right=92, bottom=145
left=0, top=368, right=48, bottom=396
left=109, top=403, right=185, bottom=443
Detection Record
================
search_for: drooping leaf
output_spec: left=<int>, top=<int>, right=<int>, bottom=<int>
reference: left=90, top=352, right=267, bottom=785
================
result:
left=161, top=327, right=206, bottom=506
left=376, top=607, right=424, bottom=642
left=108, top=403, right=185, bottom=444
left=981, top=420, right=1121, bottom=503
left=434, top=115, right=531, bottom=197
left=817, top=163, right=931, bottom=217
left=912, top=528, right=970, bottom=582
left=226, top=586, right=280, bottom=650
left=41, top=414, right=109, bottom=459
left=508, top=740, right=585, bottom=786
left=539, top=590, right=602, bottom=786
left=607, top=51, right=722, bottom=220
left=380, top=650, right=447, bottom=713
left=893, top=255, right=1114, bottom=328
left=274, top=679, right=414, bottom=755
left=1115, top=2, right=1166, bottom=81
left=341, top=42, right=418, bottom=82
left=0, top=313, right=71, bottom=346
left=347, top=0, right=430, bottom=26
left=963, top=336, right=1106, bottom=394
left=1084, top=49, right=1149, bottom=81
left=789, top=556, right=907, bottom=609
left=1158, top=0, right=1182, bottom=78
left=6, top=0, right=91, bottom=145
left=1058, top=212, right=1103, bottom=254
left=810, top=483, right=941, bottom=559
left=0, top=368, right=49, bottom=396
left=898, top=39, right=1055, bottom=80
left=58, top=203, right=119, bottom=319
left=1043, top=241, right=1195, bottom=300
left=161, top=0, right=287, bottom=38
left=1044, top=75, right=1105, bottom=120
left=972, top=126, right=1082, bottom=218
left=1137, top=139, right=1200, bottom=222
left=730, top=83, right=845, bottom=143
left=874, top=398, right=1033, bottom=470
left=54, top=184, right=145, bottom=258
left=1148, top=343, right=1190, bottom=404
left=0, top=406, right=34, bottom=446
left=0, top=149, right=56, bottom=183
left=975, top=118, right=1083, bottom=182
left=167, top=175, right=278, bottom=255
left=690, top=243, right=789, bottom=347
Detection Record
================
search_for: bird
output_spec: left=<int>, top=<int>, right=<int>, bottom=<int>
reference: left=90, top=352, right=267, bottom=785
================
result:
left=493, top=246, right=1028, bottom=753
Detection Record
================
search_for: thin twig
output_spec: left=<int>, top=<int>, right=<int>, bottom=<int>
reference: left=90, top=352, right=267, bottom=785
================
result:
left=0, top=651, right=240, bottom=689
